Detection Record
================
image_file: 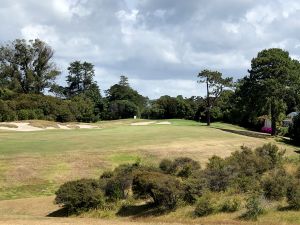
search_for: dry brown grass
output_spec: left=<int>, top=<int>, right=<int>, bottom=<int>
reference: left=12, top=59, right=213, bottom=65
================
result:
left=0, top=197, right=299, bottom=225
left=26, top=120, right=60, bottom=128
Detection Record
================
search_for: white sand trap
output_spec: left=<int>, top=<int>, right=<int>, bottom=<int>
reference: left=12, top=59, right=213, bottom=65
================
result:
left=156, top=121, right=171, bottom=125
left=57, top=124, right=71, bottom=130
left=131, top=121, right=156, bottom=126
left=0, top=122, right=100, bottom=132
left=45, top=127, right=56, bottom=130
left=0, top=122, right=43, bottom=132
left=77, top=124, right=98, bottom=129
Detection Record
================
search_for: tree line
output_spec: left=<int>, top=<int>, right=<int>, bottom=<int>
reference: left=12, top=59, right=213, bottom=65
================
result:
left=0, top=39, right=300, bottom=140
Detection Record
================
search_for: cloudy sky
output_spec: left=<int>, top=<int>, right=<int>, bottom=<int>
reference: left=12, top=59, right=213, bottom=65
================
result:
left=1, top=0, right=300, bottom=98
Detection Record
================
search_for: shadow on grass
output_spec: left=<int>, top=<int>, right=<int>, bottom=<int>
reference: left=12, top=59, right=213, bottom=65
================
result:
left=47, top=207, right=71, bottom=217
left=117, top=203, right=172, bottom=218
left=216, top=128, right=271, bottom=139
left=277, top=205, right=299, bottom=211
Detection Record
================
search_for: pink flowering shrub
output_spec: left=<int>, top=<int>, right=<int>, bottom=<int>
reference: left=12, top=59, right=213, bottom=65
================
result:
left=261, top=127, right=272, bottom=134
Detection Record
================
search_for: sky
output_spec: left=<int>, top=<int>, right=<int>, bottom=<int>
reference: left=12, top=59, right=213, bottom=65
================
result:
left=1, top=0, right=300, bottom=99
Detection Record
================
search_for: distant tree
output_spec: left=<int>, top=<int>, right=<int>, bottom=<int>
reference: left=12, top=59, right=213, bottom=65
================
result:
left=66, top=61, right=96, bottom=97
left=198, top=70, right=233, bottom=126
left=119, top=75, right=129, bottom=87
left=0, top=39, right=60, bottom=94
left=105, top=76, right=147, bottom=117
left=238, top=48, right=299, bottom=135
left=289, top=114, right=300, bottom=145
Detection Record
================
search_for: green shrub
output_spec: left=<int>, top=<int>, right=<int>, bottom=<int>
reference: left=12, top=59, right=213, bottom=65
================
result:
left=0, top=100, right=17, bottom=121
left=102, top=164, right=138, bottom=201
left=286, top=181, right=300, bottom=209
left=230, top=175, right=261, bottom=193
left=204, top=156, right=232, bottom=192
left=159, top=159, right=173, bottom=173
left=105, top=178, right=127, bottom=201
left=254, top=143, right=285, bottom=172
left=100, top=170, right=114, bottom=179
left=55, top=179, right=105, bottom=213
left=219, top=197, right=241, bottom=212
left=262, top=168, right=291, bottom=200
left=182, top=172, right=207, bottom=204
left=241, top=195, right=264, bottom=221
left=132, top=171, right=182, bottom=210
left=173, top=157, right=201, bottom=178
left=159, top=157, right=201, bottom=178
left=194, top=192, right=217, bottom=217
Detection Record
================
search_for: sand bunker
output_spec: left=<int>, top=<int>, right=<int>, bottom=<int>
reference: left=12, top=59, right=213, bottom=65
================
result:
left=57, top=124, right=71, bottom=130
left=156, top=121, right=171, bottom=125
left=131, top=121, right=171, bottom=126
left=0, top=122, right=99, bottom=132
left=0, top=123, right=43, bottom=132
left=77, top=124, right=99, bottom=129
left=131, top=121, right=156, bottom=126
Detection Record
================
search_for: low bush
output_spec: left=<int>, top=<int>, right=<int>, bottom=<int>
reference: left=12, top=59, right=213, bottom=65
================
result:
left=262, top=168, right=291, bottom=200
left=241, top=195, right=264, bottom=221
left=101, top=164, right=137, bottom=201
left=132, top=171, right=182, bottom=210
left=219, top=196, right=241, bottom=212
left=286, top=181, right=300, bottom=209
left=159, top=159, right=173, bottom=173
left=100, top=170, right=114, bottom=179
left=254, top=143, right=285, bottom=172
left=182, top=173, right=207, bottom=204
left=55, top=179, right=105, bottom=214
left=194, top=192, right=217, bottom=217
left=159, top=157, right=201, bottom=178
left=204, top=156, right=232, bottom=192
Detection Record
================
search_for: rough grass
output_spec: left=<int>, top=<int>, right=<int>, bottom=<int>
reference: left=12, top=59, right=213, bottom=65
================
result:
left=0, top=119, right=298, bottom=200
left=0, top=196, right=299, bottom=225
left=0, top=119, right=300, bottom=224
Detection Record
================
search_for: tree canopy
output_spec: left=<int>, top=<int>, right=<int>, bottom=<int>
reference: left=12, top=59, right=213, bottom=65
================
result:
left=0, top=39, right=60, bottom=94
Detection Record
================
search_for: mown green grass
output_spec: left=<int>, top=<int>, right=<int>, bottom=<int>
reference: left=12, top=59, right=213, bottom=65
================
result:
left=0, top=119, right=299, bottom=200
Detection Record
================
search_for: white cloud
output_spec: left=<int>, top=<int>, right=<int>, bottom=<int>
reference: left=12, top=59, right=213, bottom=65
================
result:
left=2, top=0, right=300, bottom=98
left=21, top=24, right=59, bottom=45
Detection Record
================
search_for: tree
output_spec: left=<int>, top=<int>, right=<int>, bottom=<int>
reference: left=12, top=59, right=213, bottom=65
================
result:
left=105, top=76, right=147, bottom=118
left=198, top=70, right=233, bottom=126
left=66, top=61, right=96, bottom=97
left=239, top=48, right=299, bottom=135
left=0, top=39, right=60, bottom=94
left=119, top=75, right=129, bottom=86
left=289, top=114, right=300, bottom=145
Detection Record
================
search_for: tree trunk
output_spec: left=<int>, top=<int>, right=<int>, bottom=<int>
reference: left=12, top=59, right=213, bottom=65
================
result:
left=270, top=99, right=276, bottom=136
left=206, top=79, right=211, bottom=126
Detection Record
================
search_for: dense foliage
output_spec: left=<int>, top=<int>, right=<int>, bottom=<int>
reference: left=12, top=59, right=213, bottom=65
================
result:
left=55, top=143, right=300, bottom=221
left=55, top=179, right=105, bottom=214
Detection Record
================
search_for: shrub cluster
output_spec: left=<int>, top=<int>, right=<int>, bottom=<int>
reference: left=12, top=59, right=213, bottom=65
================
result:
left=55, top=143, right=300, bottom=221
left=55, top=179, right=105, bottom=214
left=0, top=94, right=98, bottom=122
left=132, top=171, right=182, bottom=210
left=241, top=195, right=264, bottom=221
